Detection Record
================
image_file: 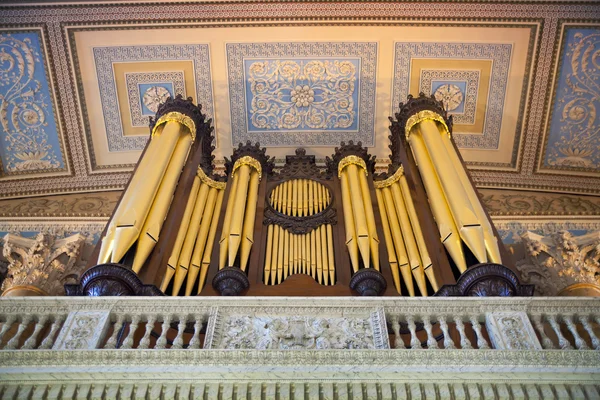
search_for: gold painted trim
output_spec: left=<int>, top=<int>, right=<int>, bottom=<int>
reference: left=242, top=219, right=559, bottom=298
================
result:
left=405, top=110, right=450, bottom=139
left=197, top=167, right=227, bottom=190
left=2, top=285, right=49, bottom=297
left=151, top=111, right=196, bottom=141
left=373, top=166, right=404, bottom=189
left=337, top=155, right=368, bottom=178
left=232, top=156, right=263, bottom=181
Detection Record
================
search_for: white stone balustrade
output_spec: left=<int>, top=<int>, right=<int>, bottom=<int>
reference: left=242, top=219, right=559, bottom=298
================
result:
left=0, top=296, right=599, bottom=399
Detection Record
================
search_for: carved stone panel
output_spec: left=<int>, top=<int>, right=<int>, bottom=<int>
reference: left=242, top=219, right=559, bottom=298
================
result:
left=485, top=311, right=542, bottom=350
left=204, top=306, right=389, bottom=350
left=52, top=311, right=111, bottom=350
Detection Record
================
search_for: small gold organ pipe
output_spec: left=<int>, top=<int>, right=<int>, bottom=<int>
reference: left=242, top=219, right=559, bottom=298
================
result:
left=326, top=224, right=335, bottom=284
left=316, top=180, right=323, bottom=212
left=266, top=224, right=277, bottom=285
left=408, top=131, right=467, bottom=273
left=132, top=132, right=192, bottom=273
left=440, top=131, right=502, bottom=264
left=277, top=182, right=284, bottom=213
left=418, top=121, right=487, bottom=263
left=339, top=171, right=360, bottom=273
left=308, top=180, right=314, bottom=215
left=239, top=169, right=260, bottom=272
left=283, top=230, right=290, bottom=280
left=161, top=175, right=200, bottom=293
left=398, top=174, right=439, bottom=292
left=375, top=188, right=401, bottom=294
left=315, top=226, right=323, bottom=284
left=346, top=163, right=371, bottom=269
left=228, top=164, right=251, bottom=266
left=277, top=226, right=284, bottom=284
left=198, top=187, right=225, bottom=293
left=292, top=179, right=298, bottom=217
left=310, top=229, right=317, bottom=278
left=219, top=172, right=239, bottom=269
left=303, top=179, right=309, bottom=216
left=287, top=180, right=293, bottom=216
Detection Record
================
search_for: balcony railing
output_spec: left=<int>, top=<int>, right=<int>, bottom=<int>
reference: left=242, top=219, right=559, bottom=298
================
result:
left=1, top=296, right=599, bottom=399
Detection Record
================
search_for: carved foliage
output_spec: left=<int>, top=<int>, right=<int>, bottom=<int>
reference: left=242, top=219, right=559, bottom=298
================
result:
left=212, top=267, right=250, bottom=296
left=349, top=269, right=387, bottom=296
left=65, top=264, right=164, bottom=297
left=1, top=233, right=86, bottom=295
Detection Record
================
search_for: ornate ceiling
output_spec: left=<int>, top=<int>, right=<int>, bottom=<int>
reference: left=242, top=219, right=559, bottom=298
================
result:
left=0, top=0, right=599, bottom=199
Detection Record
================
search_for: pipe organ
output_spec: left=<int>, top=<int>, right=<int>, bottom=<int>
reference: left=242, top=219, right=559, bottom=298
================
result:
left=68, top=94, right=533, bottom=298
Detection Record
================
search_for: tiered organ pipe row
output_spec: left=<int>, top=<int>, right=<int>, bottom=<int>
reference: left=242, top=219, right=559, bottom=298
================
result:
left=405, top=110, right=502, bottom=270
left=97, top=112, right=195, bottom=271
left=264, top=179, right=335, bottom=286
left=160, top=168, right=226, bottom=296
left=374, top=167, right=439, bottom=296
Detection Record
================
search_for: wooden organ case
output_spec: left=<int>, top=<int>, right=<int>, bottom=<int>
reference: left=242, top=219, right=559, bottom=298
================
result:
left=68, top=94, right=533, bottom=298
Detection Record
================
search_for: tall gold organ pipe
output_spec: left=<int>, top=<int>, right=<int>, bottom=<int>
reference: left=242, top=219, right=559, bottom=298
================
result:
left=278, top=227, right=285, bottom=284
left=228, top=164, right=251, bottom=266
left=326, top=224, right=335, bottom=285
left=390, top=182, right=427, bottom=296
left=303, top=179, right=309, bottom=216
left=263, top=224, right=273, bottom=284
left=160, top=175, right=200, bottom=293
left=339, top=170, right=359, bottom=273
left=315, top=226, right=323, bottom=284
left=346, top=163, right=371, bottom=269
left=308, top=180, right=314, bottom=215
left=382, top=187, right=415, bottom=297
left=198, top=188, right=225, bottom=293
left=418, top=120, right=487, bottom=263
left=111, top=121, right=183, bottom=263
left=359, top=171, right=380, bottom=271
left=239, top=169, right=260, bottom=272
left=132, top=133, right=192, bottom=273
left=440, top=131, right=502, bottom=264
left=218, top=172, right=239, bottom=269
left=186, top=186, right=218, bottom=296
left=310, top=229, right=317, bottom=278
left=277, top=182, right=284, bottom=213
left=274, top=225, right=282, bottom=285
left=408, top=131, right=467, bottom=273
left=375, top=188, right=401, bottom=293
left=398, top=173, right=439, bottom=292
left=292, top=179, right=298, bottom=217
left=172, top=182, right=210, bottom=295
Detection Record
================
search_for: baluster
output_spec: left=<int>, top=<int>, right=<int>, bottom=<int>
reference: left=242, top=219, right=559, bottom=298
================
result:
left=188, top=314, right=204, bottom=349
left=405, top=315, right=422, bottom=349
left=579, top=315, right=600, bottom=350
left=105, top=314, right=125, bottom=349
left=563, top=315, right=588, bottom=350
left=469, top=315, right=489, bottom=349
left=390, top=315, right=405, bottom=349
left=6, top=316, right=31, bottom=349
left=171, top=316, right=187, bottom=349
left=0, top=315, right=17, bottom=344
left=546, top=314, right=573, bottom=350
left=156, top=315, right=173, bottom=349
left=422, top=315, right=438, bottom=349
left=22, top=315, right=48, bottom=349
left=438, top=316, right=455, bottom=349
left=531, top=314, right=554, bottom=349
left=454, top=316, right=472, bottom=349
left=39, top=315, right=64, bottom=349
left=121, top=315, right=140, bottom=349
left=138, top=315, right=157, bottom=349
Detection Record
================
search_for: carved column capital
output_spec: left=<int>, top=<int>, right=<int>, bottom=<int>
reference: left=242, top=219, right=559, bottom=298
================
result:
left=1, top=233, right=86, bottom=296
left=517, top=231, right=600, bottom=296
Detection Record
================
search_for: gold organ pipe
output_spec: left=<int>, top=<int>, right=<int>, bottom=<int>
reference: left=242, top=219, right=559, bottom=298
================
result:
left=375, top=188, right=401, bottom=294
left=289, top=232, right=294, bottom=276
left=339, top=170, right=359, bottom=273
left=277, top=182, right=284, bottom=213
left=294, top=234, right=299, bottom=274
left=273, top=225, right=282, bottom=285
left=287, top=180, right=293, bottom=216
left=298, top=180, right=304, bottom=217
left=390, top=182, right=428, bottom=296
left=320, top=226, right=329, bottom=285
left=306, top=232, right=311, bottom=277
left=440, top=132, right=502, bottom=264
left=283, top=230, right=290, bottom=281
left=198, top=188, right=225, bottom=293
left=399, top=174, right=439, bottom=292
left=408, top=131, right=467, bottom=273
left=219, top=172, right=239, bottom=269
left=382, top=186, right=415, bottom=297
left=97, top=226, right=115, bottom=265
left=418, top=121, right=487, bottom=263
left=315, top=226, right=323, bottom=284
left=327, top=224, right=335, bottom=285
left=272, top=185, right=278, bottom=208
left=281, top=181, right=288, bottom=214
left=239, top=169, right=260, bottom=272
left=292, top=179, right=298, bottom=217
left=172, top=182, right=210, bottom=295
left=302, top=232, right=307, bottom=274
left=303, top=179, right=309, bottom=216
left=317, top=181, right=323, bottom=212
left=186, top=186, right=219, bottom=296
left=308, top=180, right=314, bottom=215
left=228, top=164, right=251, bottom=266
left=264, top=224, right=274, bottom=284
left=310, top=229, right=317, bottom=278
left=161, top=175, right=200, bottom=293
left=359, top=170, right=380, bottom=271
left=111, top=121, right=183, bottom=263
left=132, top=133, right=192, bottom=273
left=346, top=163, right=371, bottom=269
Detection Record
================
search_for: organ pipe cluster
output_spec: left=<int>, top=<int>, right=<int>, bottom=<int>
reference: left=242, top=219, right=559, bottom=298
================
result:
left=264, top=179, right=335, bottom=285
left=160, top=168, right=226, bottom=295
left=338, top=155, right=380, bottom=274
left=405, top=110, right=502, bottom=271
left=374, top=167, right=439, bottom=296
left=219, top=156, right=262, bottom=272
left=97, top=112, right=195, bottom=273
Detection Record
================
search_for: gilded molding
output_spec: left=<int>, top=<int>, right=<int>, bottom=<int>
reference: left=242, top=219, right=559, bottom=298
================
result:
left=231, top=156, right=263, bottom=181
left=373, top=166, right=404, bottom=189
left=151, top=111, right=196, bottom=141
left=337, top=155, right=368, bottom=178
left=197, top=167, right=226, bottom=190
left=405, top=110, right=450, bottom=139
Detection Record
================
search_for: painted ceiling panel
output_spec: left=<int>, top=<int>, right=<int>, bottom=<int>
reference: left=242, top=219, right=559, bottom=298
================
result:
left=0, top=1, right=598, bottom=198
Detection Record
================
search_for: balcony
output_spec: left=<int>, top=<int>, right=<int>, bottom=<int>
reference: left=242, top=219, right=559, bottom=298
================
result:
left=1, top=296, right=599, bottom=399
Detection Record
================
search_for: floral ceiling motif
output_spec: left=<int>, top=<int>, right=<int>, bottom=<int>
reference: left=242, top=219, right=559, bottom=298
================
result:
left=0, top=31, right=65, bottom=176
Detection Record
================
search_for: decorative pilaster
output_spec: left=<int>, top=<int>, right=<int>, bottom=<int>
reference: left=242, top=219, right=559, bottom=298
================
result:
left=1, top=233, right=86, bottom=296
left=517, top=231, right=600, bottom=296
